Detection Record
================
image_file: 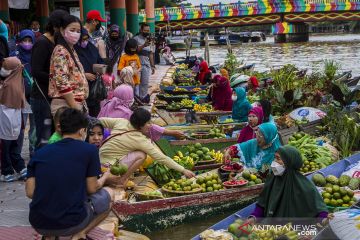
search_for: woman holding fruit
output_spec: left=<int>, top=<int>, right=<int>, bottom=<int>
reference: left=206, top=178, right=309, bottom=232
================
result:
left=237, top=106, right=264, bottom=143
left=224, top=122, right=281, bottom=170
left=246, top=145, right=330, bottom=222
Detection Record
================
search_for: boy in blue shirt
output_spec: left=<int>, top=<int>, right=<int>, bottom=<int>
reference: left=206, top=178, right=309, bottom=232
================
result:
left=26, top=109, right=117, bottom=239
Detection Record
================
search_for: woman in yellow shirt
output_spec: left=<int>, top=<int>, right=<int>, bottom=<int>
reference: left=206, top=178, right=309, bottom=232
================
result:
left=117, top=39, right=141, bottom=87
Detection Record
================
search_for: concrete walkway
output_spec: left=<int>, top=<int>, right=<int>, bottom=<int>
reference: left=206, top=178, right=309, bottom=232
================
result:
left=0, top=64, right=171, bottom=239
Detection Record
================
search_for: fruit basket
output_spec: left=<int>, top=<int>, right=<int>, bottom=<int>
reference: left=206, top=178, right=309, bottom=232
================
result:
left=223, top=179, right=249, bottom=189
left=220, top=164, right=244, bottom=173
left=161, top=185, right=202, bottom=197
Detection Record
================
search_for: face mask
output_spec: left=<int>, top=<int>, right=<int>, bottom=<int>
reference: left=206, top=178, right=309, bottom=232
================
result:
left=20, top=42, right=33, bottom=51
left=80, top=40, right=88, bottom=48
left=32, top=28, right=39, bottom=33
left=231, top=95, right=238, bottom=101
left=271, top=161, right=285, bottom=176
left=0, top=67, right=12, bottom=77
left=142, top=32, right=149, bottom=37
left=110, top=35, right=119, bottom=40
left=64, top=30, right=80, bottom=45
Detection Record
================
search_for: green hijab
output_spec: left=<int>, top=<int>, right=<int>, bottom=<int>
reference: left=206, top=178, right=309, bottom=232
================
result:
left=238, top=122, right=281, bottom=170
left=257, top=145, right=328, bottom=218
left=232, top=87, right=252, bottom=122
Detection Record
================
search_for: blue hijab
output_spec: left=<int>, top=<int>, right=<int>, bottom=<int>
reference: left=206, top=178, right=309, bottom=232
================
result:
left=0, top=21, right=8, bottom=42
left=232, top=87, right=252, bottom=122
left=237, top=122, right=281, bottom=170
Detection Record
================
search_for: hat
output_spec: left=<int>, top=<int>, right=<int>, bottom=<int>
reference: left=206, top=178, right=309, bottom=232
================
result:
left=86, top=10, right=106, bottom=22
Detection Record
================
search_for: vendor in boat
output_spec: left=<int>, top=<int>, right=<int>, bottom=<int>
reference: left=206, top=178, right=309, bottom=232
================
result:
left=210, top=75, right=233, bottom=111
left=220, top=68, right=229, bottom=80
left=99, top=108, right=195, bottom=186
left=247, top=76, right=259, bottom=93
left=224, top=122, right=281, bottom=170
left=98, top=84, right=185, bottom=140
left=86, top=119, right=105, bottom=147
left=232, top=87, right=252, bottom=122
left=237, top=107, right=264, bottom=144
left=197, top=57, right=211, bottom=85
left=253, top=99, right=275, bottom=124
left=247, top=145, right=330, bottom=223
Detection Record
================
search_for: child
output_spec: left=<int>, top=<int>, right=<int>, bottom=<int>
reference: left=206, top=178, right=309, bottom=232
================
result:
left=117, top=39, right=141, bottom=88
left=48, top=107, right=67, bottom=144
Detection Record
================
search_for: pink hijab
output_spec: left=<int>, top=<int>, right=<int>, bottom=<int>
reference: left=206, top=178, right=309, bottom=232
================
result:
left=237, top=107, right=264, bottom=143
left=97, top=84, right=134, bottom=119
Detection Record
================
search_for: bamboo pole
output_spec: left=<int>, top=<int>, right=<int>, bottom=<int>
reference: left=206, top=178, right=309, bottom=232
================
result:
left=204, top=32, right=210, bottom=65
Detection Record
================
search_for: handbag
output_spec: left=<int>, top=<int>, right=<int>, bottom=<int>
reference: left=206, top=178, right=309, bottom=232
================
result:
left=89, top=74, right=107, bottom=101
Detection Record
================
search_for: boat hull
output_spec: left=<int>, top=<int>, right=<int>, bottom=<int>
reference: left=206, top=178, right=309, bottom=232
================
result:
left=113, top=185, right=263, bottom=233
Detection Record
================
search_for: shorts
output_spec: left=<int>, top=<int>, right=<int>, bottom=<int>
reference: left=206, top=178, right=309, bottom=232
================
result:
left=35, top=188, right=111, bottom=236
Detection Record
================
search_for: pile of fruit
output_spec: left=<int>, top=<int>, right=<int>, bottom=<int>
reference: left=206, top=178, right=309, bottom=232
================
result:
left=176, top=63, right=188, bottom=70
left=194, top=104, right=213, bottom=112
left=222, top=117, right=234, bottom=124
left=223, top=179, right=248, bottom=188
left=173, top=87, right=187, bottom=92
left=221, top=162, right=243, bottom=172
left=163, top=178, right=201, bottom=192
left=173, top=69, right=195, bottom=85
left=180, top=99, right=196, bottom=108
left=173, top=151, right=194, bottom=170
left=184, top=143, right=223, bottom=164
left=252, top=223, right=299, bottom=240
left=147, top=161, right=181, bottom=185
left=275, top=115, right=295, bottom=129
left=227, top=219, right=255, bottom=240
left=192, top=87, right=202, bottom=92
left=196, top=89, right=208, bottom=95
left=312, top=173, right=360, bottom=190
left=110, top=163, right=128, bottom=176
left=312, top=174, right=358, bottom=208
left=208, top=128, right=227, bottom=139
left=164, top=94, right=189, bottom=98
left=196, top=173, right=224, bottom=192
left=166, top=102, right=182, bottom=111
left=241, top=170, right=263, bottom=186
left=288, top=132, right=334, bottom=173
left=143, top=191, right=163, bottom=197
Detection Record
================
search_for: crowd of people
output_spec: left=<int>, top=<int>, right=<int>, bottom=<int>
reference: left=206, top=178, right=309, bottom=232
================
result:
left=0, top=8, right=333, bottom=239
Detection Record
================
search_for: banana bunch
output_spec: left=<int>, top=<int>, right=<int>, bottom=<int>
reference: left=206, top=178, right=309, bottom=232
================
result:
left=253, top=223, right=298, bottom=240
left=177, top=63, right=188, bottom=70
left=193, top=104, right=213, bottom=112
left=209, top=149, right=224, bottom=163
left=173, top=151, right=194, bottom=170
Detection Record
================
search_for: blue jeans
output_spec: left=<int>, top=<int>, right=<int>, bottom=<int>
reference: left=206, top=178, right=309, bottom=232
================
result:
left=0, top=129, right=26, bottom=176
left=30, top=98, right=52, bottom=150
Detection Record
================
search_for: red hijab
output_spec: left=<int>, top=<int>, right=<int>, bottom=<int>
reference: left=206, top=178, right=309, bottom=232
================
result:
left=198, top=60, right=211, bottom=85
left=237, top=106, right=264, bottom=143
left=249, top=76, right=259, bottom=92
left=212, top=75, right=233, bottom=111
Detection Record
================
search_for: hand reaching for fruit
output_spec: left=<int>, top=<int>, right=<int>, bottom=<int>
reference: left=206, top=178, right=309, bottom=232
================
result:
left=223, top=149, right=232, bottom=164
left=183, top=169, right=196, bottom=178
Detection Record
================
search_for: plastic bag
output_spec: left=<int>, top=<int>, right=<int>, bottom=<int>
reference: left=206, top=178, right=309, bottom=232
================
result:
left=89, top=75, right=107, bottom=101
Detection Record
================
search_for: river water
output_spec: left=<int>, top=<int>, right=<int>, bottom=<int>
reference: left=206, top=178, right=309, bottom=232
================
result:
left=147, top=34, right=360, bottom=240
left=173, top=34, right=360, bottom=76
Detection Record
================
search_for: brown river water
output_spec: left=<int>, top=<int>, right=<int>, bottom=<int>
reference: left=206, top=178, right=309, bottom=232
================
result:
left=148, top=34, right=360, bottom=240
left=173, top=34, right=360, bottom=76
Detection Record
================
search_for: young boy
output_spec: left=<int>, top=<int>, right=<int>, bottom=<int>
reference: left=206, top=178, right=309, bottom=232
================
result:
left=48, top=107, right=67, bottom=144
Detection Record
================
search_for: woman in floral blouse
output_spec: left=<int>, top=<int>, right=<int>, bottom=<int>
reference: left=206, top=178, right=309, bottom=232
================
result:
left=49, top=15, right=88, bottom=116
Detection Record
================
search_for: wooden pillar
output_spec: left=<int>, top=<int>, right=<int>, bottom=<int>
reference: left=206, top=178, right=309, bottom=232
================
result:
left=126, top=0, right=139, bottom=35
left=39, top=0, right=49, bottom=32
left=110, top=0, right=126, bottom=35
left=145, top=0, right=155, bottom=33
left=0, top=0, right=9, bottom=21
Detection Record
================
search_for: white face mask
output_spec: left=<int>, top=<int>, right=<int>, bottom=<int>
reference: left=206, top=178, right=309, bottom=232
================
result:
left=231, top=95, right=238, bottom=101
left=271, top=161, right=285, bottom=176
left=0, top=67, right=12, bottom=77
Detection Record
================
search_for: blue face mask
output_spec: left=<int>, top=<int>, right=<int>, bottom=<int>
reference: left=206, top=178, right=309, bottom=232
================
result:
left=0, top=22, right=9, bottom=42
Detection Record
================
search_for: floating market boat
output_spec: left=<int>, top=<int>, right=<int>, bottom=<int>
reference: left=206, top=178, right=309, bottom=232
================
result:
left=191, top=153, right=360, bottom=240
left=112, top=184, right=263, bottom=233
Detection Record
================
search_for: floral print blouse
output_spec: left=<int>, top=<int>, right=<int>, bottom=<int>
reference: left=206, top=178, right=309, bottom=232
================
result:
left=49, top=45, right=88, bottom=102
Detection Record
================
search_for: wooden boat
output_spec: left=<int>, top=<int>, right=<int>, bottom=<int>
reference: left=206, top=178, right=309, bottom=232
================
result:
left=112, top=184, right=263, bottom=233
left=191, top=153, right=360, bottom=240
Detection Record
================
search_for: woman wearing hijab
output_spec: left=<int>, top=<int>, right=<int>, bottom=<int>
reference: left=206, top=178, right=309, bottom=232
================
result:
left=161, top=46, right=175, bottom=65
left=248, top=76, right=259, bottom=93
left=211, top=75, right=233, bottom=111
left=98, top=85, right=185, bottom=141
left=248, top=145, right=329, bottom=221
left=232, top=87, right=252, bottom=122
left=198, top=57, right=211, bottom=85
left=224, top=122, right=281, bottom=170
left=74, top=28, right=104, bottom=117
left=237, top=107, right=263, bottom=143
left=220, top=68, right=229, bottom=80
